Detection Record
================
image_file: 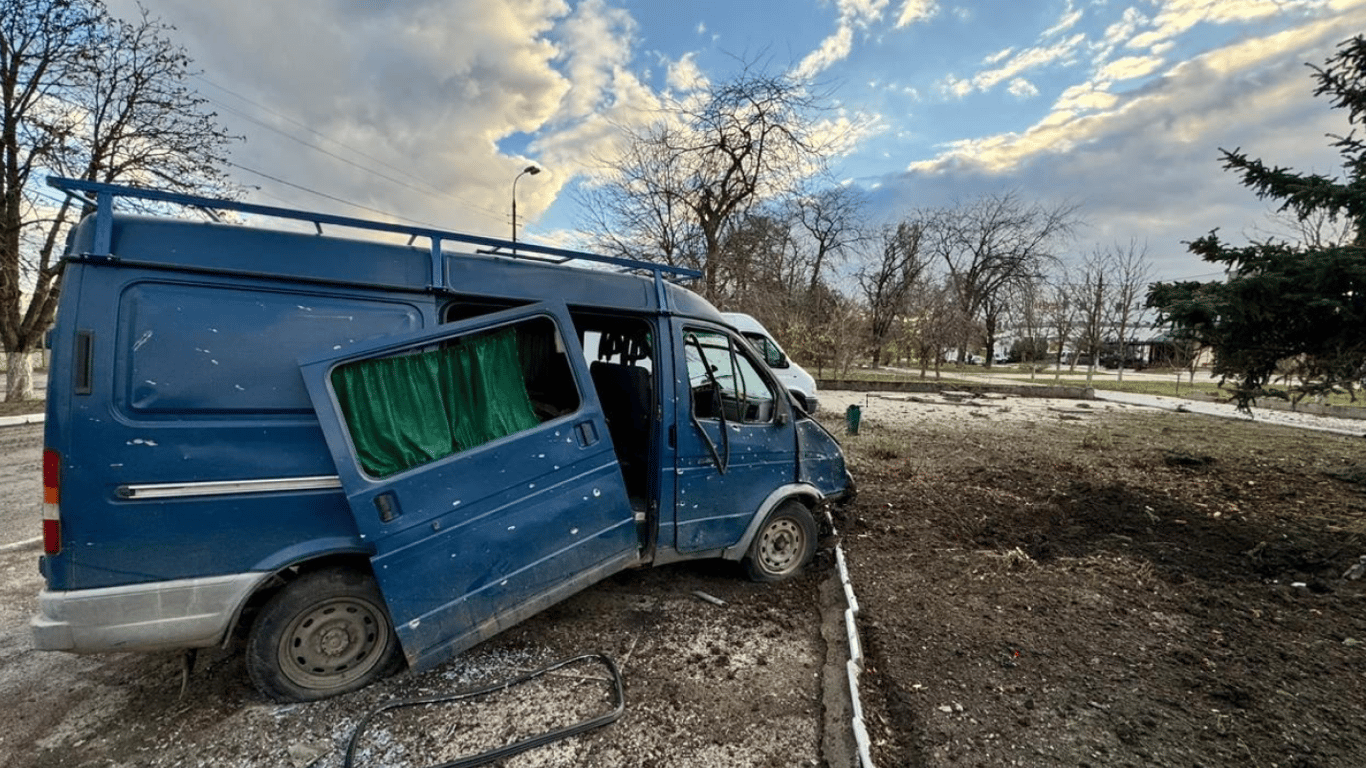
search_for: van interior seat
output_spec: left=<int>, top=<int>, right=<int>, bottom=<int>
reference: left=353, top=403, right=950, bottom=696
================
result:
left=589, top=360, right=652, bottom=496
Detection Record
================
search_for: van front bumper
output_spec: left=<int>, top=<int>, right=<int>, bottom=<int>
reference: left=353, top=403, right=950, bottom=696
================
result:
left=31, top=572, right=264, bottom=653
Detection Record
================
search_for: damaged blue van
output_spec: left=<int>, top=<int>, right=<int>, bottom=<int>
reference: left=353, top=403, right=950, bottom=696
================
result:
left=31, top=177, right=853, bottom=702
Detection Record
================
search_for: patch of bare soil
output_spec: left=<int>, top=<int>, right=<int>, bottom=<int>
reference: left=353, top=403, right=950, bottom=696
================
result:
left=833, top=403, right=1366, bottom=767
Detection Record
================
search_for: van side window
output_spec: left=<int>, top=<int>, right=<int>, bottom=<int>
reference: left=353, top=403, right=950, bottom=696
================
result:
left=686, top=330, right=777, bottom=424
left=741, top=331, right=787, bottom=369
left=330, top=316, right=577, bottom=478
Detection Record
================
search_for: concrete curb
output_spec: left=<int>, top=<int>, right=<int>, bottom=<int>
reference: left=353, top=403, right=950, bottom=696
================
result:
left=0, top=412, right=44, bottom=428
left=820, top=537, right=874, bottom=768
left=0, top=536, right=42, bottom=553
left=835, top=545, right=874, bottom=768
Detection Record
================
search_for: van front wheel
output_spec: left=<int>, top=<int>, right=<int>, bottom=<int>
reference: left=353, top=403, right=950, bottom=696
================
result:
left=744, top=501, right=817, bottom=582
left=246, top=568, right=404, bottom=702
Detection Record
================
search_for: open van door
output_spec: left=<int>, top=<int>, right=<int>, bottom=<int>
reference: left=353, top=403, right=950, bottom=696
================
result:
left=299, top=302, right=640, bottom=672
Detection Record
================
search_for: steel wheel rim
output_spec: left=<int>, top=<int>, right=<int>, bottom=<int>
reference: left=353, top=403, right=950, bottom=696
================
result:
left=278, top=596, right=388, bottom=691
left=758, top=517, right=805, bottom=576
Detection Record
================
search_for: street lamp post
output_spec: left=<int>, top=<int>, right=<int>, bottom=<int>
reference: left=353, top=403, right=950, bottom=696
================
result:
left=511, top=165, right=540, bottom=250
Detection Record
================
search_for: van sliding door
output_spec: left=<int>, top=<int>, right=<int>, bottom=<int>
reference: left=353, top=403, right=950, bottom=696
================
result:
left=299, top=302, right=639, bottom=672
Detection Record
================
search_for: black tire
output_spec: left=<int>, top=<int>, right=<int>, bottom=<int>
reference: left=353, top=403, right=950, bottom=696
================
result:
left=246, top=567, right=404, bottom=702
left=743, top=500, right=818, bottom=582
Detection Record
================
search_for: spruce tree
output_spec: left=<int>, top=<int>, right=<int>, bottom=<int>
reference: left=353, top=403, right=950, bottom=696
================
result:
left=1148, top=36, right=1366, bottom=410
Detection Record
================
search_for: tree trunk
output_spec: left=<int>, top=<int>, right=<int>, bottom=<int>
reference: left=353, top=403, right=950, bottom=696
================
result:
left=6, top=350, right=34, bottom=402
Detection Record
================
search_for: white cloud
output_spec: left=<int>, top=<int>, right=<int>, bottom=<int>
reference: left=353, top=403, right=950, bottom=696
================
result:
left=1093, top=6, right=1150, bottom=62
left=895, top=0, right=939, bottom=27
left=982, top=47, right=1015, bottom=65
left=795, top=0, right=891, bottom=79
left=554, top=0, right=638, bottom=119
left=886, top=11, right=1361, bottom=275
left=666, top=52, right=708, bottom=93
left=1128, top=0, right=1324, bottom=52
left=796, top=25, right=856, bottom=79
left=1097, top=55, right=1166, bottom=81
left=98, top=0, right=586, bottom=234
left=972, top=34, right=1086, bottom=92
left=1008, top=78, right=1040, bottom=99
left=1042, top=1, right=1084, bottom=38
left=935, top=73, right=975, bottom=100
left=1055, top=83, right=1119, bottom=113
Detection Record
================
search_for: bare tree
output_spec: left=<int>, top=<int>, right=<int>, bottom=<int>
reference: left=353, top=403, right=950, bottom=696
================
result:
left=1106, top=239, right=1154, bottom=382
left=928, top=191, right=1081, bottom=366
left=824, top=292, right=865, bottom=380
left=580, top=63, right=842, bottom=301
left=1002, top=275, right=1048, bottom=376
left=786, top=281, right=855, bottom=378
left=905, top=279, right=974, bottom=379
left=1, top=0, right=238, bottom=400
left=792, top=185, right=867, bottom=295
left=574, top=128, right=703, bottom=271
left=1042, top=268, right=1079, bottom=380
left=1074, top=248, right=1114, bottom=383
left=856, top=220, right=929, bottom=366
left=714, top=211, right=799, bottom=317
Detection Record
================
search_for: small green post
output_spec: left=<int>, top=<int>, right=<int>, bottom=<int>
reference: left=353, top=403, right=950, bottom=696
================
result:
left=845, top=404, right=861, bottom=435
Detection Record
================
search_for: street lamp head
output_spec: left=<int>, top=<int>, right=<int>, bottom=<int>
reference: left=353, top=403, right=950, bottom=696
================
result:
left=512, top=166, right=542, bottom=246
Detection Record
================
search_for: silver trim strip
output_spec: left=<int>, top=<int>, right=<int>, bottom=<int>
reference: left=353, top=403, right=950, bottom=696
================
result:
left=119, top=475, right=342, bottom=500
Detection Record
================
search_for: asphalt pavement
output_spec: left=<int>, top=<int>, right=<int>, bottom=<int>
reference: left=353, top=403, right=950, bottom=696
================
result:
left=0, top=421, right=43, bottom=552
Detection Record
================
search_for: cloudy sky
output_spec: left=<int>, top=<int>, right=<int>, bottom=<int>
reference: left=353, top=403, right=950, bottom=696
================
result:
left=102, top=0, right=1366, bottom=282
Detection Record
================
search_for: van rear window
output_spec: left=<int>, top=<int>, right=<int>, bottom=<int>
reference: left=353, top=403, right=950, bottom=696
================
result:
left=119, top=283, right=422, bottom=414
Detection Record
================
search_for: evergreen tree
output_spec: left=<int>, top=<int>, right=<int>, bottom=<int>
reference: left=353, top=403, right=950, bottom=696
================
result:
left=1148, top=36, right=1366, bottom=410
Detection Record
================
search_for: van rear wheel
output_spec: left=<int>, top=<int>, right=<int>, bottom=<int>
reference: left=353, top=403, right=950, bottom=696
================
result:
left=743, top=501, right=817, bottom=582
left=246, top=568, right=404, bottom=702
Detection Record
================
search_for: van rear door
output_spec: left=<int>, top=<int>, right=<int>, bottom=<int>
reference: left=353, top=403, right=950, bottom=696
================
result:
left=299, top=302, right=639, bottom=671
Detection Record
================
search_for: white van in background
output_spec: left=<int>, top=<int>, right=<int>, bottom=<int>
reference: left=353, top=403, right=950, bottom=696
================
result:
left=722, top=312, right=819, bottom=414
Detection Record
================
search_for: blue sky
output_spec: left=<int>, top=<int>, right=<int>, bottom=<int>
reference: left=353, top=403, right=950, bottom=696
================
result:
left=103, top=0, right=1366, bottom=282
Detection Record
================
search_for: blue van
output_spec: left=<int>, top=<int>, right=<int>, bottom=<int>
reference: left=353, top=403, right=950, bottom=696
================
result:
left=31, top=178, right=852, bottom=701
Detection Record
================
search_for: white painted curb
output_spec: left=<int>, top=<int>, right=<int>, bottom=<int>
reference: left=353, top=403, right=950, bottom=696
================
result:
left=835, top=545, right=874, bottom=768
left=0, top=412, right=44, bottom=427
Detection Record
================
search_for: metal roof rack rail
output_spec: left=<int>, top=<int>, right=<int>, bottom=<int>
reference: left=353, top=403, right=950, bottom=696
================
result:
left=47, top=176, right=702, bottom=291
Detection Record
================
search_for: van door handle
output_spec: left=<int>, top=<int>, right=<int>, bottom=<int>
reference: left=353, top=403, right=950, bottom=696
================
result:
left=576, top=420, right=598, bottom=446
left=374, top=491, right=400, bottom=523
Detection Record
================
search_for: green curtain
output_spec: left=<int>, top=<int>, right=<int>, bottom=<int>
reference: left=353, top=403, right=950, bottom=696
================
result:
left=331, top=327, right=541, bottom=477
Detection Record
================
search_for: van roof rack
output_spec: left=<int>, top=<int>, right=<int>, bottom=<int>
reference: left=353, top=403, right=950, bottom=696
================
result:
left=47, top=176, right=702, bottom=284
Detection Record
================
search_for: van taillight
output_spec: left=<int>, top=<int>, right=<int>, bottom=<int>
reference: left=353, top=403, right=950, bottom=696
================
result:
left=43, top=449, right=61, bottom=555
